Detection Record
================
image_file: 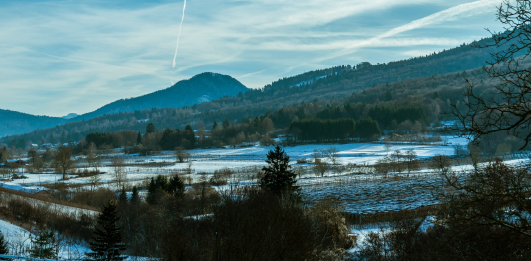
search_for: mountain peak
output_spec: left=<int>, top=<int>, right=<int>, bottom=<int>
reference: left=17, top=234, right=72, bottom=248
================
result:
left=62, top=113, right=79, bottom=120
left=74, top=72, right=249, bottom=120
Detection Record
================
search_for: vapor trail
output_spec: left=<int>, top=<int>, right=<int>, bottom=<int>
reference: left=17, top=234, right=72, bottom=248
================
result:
left=172, top=0, right=186, bottom=68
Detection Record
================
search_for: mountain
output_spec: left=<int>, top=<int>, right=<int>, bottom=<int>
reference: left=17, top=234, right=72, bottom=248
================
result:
left=72, top=72, right=249, bottom=121
left=1, top=35, right=521, bottom=143
left=62, top=113, right=79, bottom=120
left=0, top=72, right=249, bottom=137
left=0, top=110, right=66, bottom=138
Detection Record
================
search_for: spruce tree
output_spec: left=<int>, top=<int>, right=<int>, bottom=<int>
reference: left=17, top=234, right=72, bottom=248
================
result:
left=145, top=123, right=155, bottom=134
left=136, top=132, right=142, bottom=145
left=119, top=187, right=127, bottom=204
left=260, top=145, right=298, bottom=196
left=0, top=230, right=8, bottom=257
left=87, top=200, right=126, bottom=261
left=130, top=186, right=139, bottom=204
left=29, top=225, right=58, bottom=259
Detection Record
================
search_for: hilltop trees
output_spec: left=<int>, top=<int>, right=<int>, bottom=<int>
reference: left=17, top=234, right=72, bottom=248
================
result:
left=260, top=145, right=298, bottom=196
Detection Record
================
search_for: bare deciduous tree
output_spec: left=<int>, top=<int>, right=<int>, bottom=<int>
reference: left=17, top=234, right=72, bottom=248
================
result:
left=88, top=174, right=102, bottom=192
left=175, top=146, right=190, bottom=163
left=454, top=1, right=531, bottom=149
left=54, top=146, right=74, bottom=180
left=323, top=146, right=340, bottom=165
left=111, top=157, right=127, bottom=188
left=312, top=162, right=330, bottom=177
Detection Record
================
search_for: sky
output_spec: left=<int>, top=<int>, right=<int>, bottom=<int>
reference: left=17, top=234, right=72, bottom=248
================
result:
left=0, top=0, right=505, bottom=117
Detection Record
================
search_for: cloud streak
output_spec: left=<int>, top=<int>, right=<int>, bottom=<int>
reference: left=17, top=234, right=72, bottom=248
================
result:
left=172, top=0, right=187, bottom=69
left=318, top=0, right=501, bottom=63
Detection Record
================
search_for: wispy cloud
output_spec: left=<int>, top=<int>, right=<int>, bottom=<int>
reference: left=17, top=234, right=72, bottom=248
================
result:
left=0, top=0, right=502, bottom=116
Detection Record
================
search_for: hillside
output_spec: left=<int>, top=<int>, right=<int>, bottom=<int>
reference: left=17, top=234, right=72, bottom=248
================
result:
left=0, top=72, right=249, bottom=137
left=1, top=36, right=516, bottom=144
left=0, top=110, right=66, bottom=138
left=72, top=72, right=249, bottom=121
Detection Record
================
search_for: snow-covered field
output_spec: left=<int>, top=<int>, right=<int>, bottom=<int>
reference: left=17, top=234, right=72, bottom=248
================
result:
left=2, top=136, right=526, bottom=216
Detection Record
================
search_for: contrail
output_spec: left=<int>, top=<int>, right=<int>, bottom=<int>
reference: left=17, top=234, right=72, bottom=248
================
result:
left=172, top=0, right=187, bottom=68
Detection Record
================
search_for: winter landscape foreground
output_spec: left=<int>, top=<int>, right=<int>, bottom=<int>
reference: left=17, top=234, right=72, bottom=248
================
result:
left=0, top=135, right=525, bottom=259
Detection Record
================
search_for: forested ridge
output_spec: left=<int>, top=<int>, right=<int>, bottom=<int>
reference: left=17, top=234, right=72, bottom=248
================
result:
left=0, top=35, right=515, bottom=145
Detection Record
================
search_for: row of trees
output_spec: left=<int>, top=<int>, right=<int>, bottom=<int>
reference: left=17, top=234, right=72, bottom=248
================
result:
left=288, top=118, right=381, bottom=142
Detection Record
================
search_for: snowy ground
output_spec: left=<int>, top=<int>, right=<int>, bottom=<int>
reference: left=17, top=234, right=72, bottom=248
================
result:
left=2, top=136, right=527, bottom=216
left=0, top=218, right=90, bottom=259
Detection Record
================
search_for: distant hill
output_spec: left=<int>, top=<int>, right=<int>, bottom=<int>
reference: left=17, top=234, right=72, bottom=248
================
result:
left=62, top=113, right=79, bottom=120
left=0, top=72, right=249, bottom=137
left=0, top=110, right=66, bottom=138
left=72, top=72, right=249, bottom=121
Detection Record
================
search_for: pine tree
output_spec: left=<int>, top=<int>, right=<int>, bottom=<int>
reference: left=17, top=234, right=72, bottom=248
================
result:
left=0, top=230, right=9, bottom=257
left=30, top=225, right=58, bottom=259
left=86, top=200, right=126, bottom=260
left=260, top=145, right=298, bottom=196
left=130, top=186, right=139, bottom=204
left=145, top=123, right=155, bottom=134
left=136, top=132, right=142, bottom=145
left=119, top=187, right=127, bottom=204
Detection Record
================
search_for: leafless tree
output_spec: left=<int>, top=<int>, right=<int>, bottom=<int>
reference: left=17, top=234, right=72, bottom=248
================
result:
left=88, top=175, right=102, bottom=192
left=430, top=154, right=451, bottom=174
left=312, top=162, right=330, bottom=177
left=293, top=166, right=305, bottom=179
left=391, top=150, right=403, bottom=173
left=86, top=142, right=101, bottom=171
left=384, top=137, right=392, bottom=156
left=54, top=146, right=74, bottom=180
left=175, top=146, right=190, bottom=163
left=323, top=146, right=340, bottom=165
left=443, top=158, right=531, bottom=237
left=404, top=150, right=419, bottom=174
left=469, top=144, right=482, bottom=170
left=111, top=157, right=127, bottom=188
left=454, top=0, right=531, bottom=149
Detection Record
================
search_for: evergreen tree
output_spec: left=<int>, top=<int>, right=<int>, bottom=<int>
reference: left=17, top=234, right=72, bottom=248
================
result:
left=146, top=175, right=184, bottom=204
left=222, top=119, right=230, bottom=129
left=145, top=123, right=155, bottom=134
left=130, top=186, right=139, bottom=204
left=30, top=225, right=58, bottom=259
left=212, top=121, right=218, bottom=130
left=0, top=230, right=9, bottom=258
left=0, top=147, right=8, bottom=163
left=168, top=175, right=185, bottom=199
left=119, top=187, right=127, bottom=204
left=87, top=200, right=126, bottom=261
left=260, top=145, right=298, bottom=196
left=136, top=132, right=142, bottom=145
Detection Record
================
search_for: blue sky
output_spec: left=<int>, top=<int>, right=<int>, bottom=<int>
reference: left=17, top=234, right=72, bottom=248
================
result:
left=0, top=0, right=504, bottom=117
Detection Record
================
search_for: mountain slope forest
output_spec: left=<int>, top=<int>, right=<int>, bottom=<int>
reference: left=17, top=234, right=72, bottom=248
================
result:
left=1, top=36, right=519, bottom=147
left=3, top=59, right=511, bottom=153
